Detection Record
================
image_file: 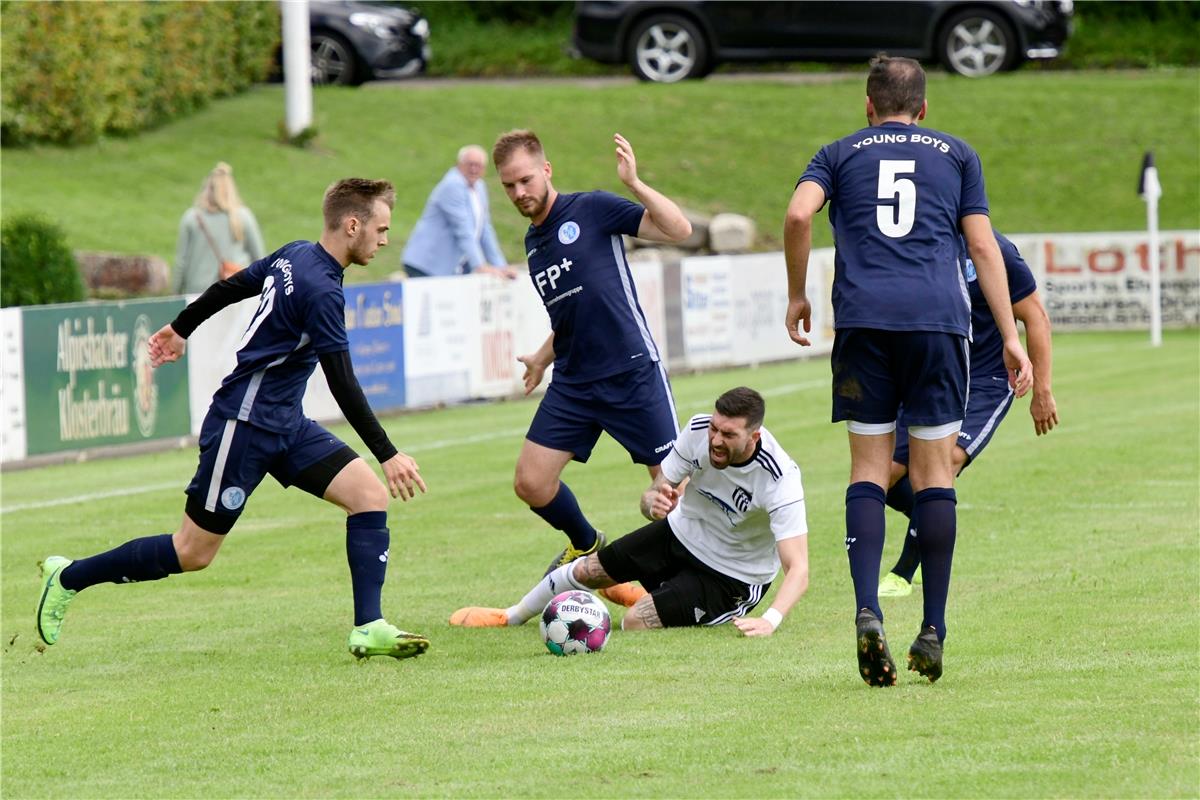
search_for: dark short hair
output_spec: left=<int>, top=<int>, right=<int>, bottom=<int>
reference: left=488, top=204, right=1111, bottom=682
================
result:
left=322, top=178, right=395, bottom=230
left=866, top=53, right=926, bottom=118
left=492, top=129, right=545, bottom=167
left=714, top=386, right=765, bottom=431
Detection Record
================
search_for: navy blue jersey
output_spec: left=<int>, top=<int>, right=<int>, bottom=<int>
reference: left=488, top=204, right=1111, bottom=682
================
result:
left=800, top=121, right=989, bottom=336
left=963, top=231, right=1037, bottom=379
left=209, top=241, right=348, bottom=432
left=523, top=191, right=658, bottom=384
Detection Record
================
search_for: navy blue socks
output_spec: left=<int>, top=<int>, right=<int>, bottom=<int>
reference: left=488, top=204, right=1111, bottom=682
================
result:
left=887, top=474, right=921, bottom=581
left=530, top=482, right=597, bottom=551
left=59, top=534, right=182, bottom=591
left=846, top=481, right=887, bottom=621
left=346, top=511, right=389, bottom=626
left=914, top=487, right=957, bottom=641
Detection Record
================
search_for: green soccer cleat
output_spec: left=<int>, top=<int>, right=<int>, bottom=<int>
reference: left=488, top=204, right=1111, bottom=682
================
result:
left=36, top=556, right=76, bottom=645
left=348, top=619, right=430, bottom=661
left=544, top=532, right=607, bottom=577
left=912, top=566, right=922, bottom=585
left=878, top=572, right=914, bottom=598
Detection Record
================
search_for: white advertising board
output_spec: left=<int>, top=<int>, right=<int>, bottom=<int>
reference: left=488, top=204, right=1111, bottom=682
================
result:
left=403, top=276, right=480, bottom=408
left=1, top=307, right=27, bottom=462
left=1015, top=230, right=1199, bottom=330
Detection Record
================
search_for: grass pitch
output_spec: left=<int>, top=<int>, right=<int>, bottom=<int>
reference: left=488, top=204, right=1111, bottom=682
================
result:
left=2, top=331, right=1198, bottom=798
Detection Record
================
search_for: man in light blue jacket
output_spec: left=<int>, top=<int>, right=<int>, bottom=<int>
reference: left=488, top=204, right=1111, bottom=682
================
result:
left=402, top=145, right=517, bottom=279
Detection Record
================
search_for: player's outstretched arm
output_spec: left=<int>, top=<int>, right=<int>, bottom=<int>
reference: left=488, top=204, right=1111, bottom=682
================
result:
left=613, top=133, right=693, bottom=243
left=783, top=182, right=824, bottom=347
left=734, top=534, right=808, bottom=638
left=516, top=332, right=555, bottom=395
left=1013, top=290, right=1058, bottom=435
left=148, top=324, right=186, bottom=367
left=963, top=215, right=1033, bottom=397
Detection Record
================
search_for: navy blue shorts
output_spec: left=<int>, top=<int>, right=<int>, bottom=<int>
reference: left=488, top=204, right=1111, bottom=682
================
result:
left=894, top=373, right=1015, bottom=469
left=527, top=361, right=678, bottom=465
left=831, top=328, right=969, bottom=427
left=184, top=410, right=353, bottom=532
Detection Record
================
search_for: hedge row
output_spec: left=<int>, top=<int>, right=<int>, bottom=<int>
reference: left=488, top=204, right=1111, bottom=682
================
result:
left=1, top=1, right=279, bottom=145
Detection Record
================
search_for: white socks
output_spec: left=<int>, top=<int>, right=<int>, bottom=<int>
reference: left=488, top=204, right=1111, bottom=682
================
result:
left=505, top=561, right=586, bottom=626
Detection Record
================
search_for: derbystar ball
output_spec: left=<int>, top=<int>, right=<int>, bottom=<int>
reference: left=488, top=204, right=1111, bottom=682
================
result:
left=539, top=590, right=611, bottom=656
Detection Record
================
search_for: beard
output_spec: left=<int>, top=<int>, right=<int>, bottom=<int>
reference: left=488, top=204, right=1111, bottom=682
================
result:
left=514, top=186, right=550, bottom=220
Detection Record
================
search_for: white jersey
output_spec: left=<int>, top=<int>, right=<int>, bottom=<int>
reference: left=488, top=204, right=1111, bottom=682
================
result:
left=660, top=415, right=807, bottom=585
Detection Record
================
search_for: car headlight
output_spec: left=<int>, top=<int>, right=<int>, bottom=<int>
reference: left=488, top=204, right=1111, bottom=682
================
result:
left=349, top=12, right=399, bottom=39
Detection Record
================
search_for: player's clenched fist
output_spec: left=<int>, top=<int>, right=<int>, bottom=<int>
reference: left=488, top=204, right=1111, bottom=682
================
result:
left=646, top=483, right=679, bottom=520
left=381, top=452, right=426, bottom=501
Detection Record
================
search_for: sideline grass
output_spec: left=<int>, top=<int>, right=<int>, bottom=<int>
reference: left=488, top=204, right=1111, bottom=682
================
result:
left=1, top=71, right=1196, bottom=285
left=1, top=331, right=1197, bottom=798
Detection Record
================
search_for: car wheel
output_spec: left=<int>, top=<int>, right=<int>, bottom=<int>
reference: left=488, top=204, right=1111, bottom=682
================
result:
left=627, top=14, right=709, bottom=83
left=311, top=31, right=361, bottom=86
left=938, top=8, right=1018, bottom=77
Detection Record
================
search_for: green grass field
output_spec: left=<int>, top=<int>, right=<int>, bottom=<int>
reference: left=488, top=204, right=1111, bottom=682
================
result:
left=2, top=330, right=1197, bottom=798
left=2, top=71, right=1197, bottom=285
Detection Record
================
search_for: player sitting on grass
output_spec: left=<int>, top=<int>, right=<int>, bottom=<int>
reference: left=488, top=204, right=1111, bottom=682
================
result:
left=450, top=387, right=809, bottom=635
left=878, top=229, right=1058, bottom=600
left=36, top=179, right=430, bottom=662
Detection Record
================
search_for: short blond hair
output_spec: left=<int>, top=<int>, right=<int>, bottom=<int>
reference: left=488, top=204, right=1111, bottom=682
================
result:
left=322, top=178, right=395, bottom=231
left=492, top=129, right=544, bottom=167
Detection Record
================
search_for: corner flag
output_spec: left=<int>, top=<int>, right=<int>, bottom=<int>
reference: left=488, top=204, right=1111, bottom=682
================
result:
left=1139, top=152, right=1162, bottom=347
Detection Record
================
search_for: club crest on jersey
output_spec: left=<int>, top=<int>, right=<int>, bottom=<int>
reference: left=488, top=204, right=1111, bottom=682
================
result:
left=220, top=486, right=246, bottom=510
left=732, top=486, right=753, bottom=513
left=557, top=220, right=581, bottom=245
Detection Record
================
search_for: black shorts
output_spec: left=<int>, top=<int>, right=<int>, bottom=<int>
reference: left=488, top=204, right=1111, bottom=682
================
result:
left=597, top=518, right=770, bottom=628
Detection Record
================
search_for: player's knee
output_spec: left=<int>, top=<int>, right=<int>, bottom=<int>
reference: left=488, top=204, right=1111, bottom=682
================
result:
left=621, top=596, right=657, bottom=630
left=352, top=479, right=390, bottom=514
left=513, top=470, right=553, bottom=507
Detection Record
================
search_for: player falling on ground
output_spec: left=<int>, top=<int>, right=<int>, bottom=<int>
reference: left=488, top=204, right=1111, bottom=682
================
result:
left=493, top=129, right=693, bottom=574
left=784, top=55, right=1032, bottom=685
left=36, top=179, right=430, bottom=661
left=878, top=229, right=1058, bottom=601
left=450, top=387, right=810, bottom=636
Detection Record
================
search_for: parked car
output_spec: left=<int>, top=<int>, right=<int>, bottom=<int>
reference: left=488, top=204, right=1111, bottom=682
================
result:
left=572, top=0, right=1073, bottom=81
left=308, top=1, right=430, bottom=85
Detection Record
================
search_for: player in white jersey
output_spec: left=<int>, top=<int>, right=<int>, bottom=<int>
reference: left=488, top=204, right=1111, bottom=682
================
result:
left=450, top=388, right=810, bottom=634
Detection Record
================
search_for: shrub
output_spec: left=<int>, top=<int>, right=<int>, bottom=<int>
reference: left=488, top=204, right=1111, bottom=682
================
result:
left=1, top=213, right=85, bottom=307
left=0, top=1, right=279, bottom=145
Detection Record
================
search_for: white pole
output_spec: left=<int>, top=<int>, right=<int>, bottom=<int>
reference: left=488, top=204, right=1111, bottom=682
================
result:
left=1140, top=152, right=1163, bottom=347
left=281, top=0, right=312, bottom=138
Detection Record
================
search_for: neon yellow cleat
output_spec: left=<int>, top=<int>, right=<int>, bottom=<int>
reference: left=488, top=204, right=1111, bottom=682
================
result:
left=347, top=619, right=429, bottom=660
left=878, top=572, right=913, bottom=598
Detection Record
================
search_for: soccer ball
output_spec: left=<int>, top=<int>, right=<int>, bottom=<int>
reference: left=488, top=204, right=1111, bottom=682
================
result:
left=540, top=590, right=611, bottom=656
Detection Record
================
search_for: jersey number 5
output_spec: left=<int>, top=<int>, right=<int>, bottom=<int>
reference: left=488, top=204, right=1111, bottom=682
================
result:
left=876, top=159, right=916, bottom=238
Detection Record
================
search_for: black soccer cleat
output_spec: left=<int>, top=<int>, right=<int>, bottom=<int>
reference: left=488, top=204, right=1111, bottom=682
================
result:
left=907, top=625, right=943, bottom=683
left=855, top=608, right=897, bottom=687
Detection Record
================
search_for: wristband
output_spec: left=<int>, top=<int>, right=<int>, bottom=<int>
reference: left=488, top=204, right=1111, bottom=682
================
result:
left=762, top=607, right=783, bottom=631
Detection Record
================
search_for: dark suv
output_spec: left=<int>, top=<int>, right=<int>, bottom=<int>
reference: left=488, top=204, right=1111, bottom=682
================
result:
left=573, top=0, right=1073, bottom=81
left=308, top=1, right=430, bottom=85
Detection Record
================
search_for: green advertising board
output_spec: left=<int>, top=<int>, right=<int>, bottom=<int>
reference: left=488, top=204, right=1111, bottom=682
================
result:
left=22, top=298, right=191, bottom=455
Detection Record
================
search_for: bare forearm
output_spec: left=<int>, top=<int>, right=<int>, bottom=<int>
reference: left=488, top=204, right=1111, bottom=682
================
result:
left=628, top=179, right=692, bottom=242
left=767, top=566, right=808, bottom=620
left=1023, top=307, right=1053, bottom=395
left=783, top=214, right=811, bottom=300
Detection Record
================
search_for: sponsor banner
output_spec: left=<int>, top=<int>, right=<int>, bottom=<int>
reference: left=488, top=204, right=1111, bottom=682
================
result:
left=1015, top=230, right=1199, bottom=330
left=679, top=253, right=831, bottom=370
left=22, top=298, right=191, bottom=456
left=2, top=307, right=27, bottom=462
left=681, top=257, right=734, bottom=368
left=629, top=255, right=669, bottom=366
left=403, top=276, right=480, bottom=407
left=475, top=276, right=519, bottom=398
left=343, top=282, right=406, bottom=411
